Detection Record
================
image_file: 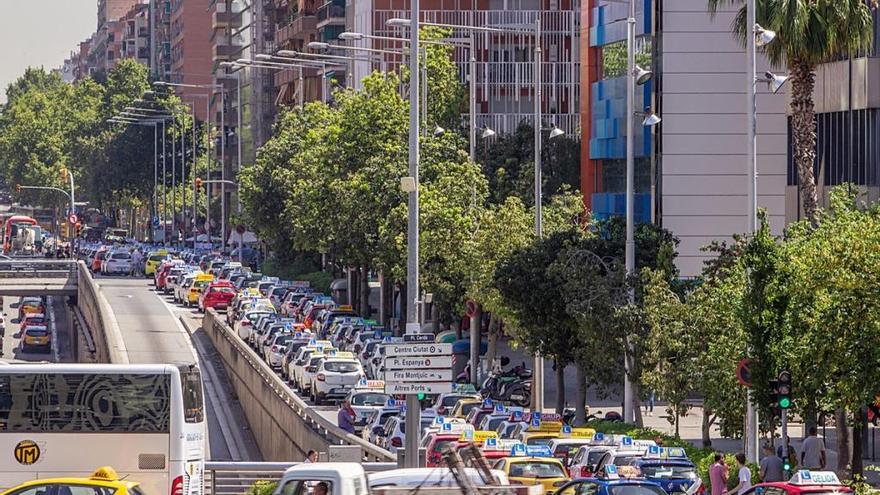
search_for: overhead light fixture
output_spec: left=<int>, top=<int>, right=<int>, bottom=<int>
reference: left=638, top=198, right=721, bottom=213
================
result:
left=255, top=54, right=272, bottom=61
left=548, top=125, right=565, bottom=139
left=641, top=108, right=661, bottom=127
left=755, top=24, right=776, bottom=47
left=339, top=32, right=365, bottom=41
left=433, top=125, right=445, bottom=137
left=277, top=50, right=298, bottom=57
left=481, top=127, right=496, bottom=139
left=386, top=18, right=412, bottom=28
left=764, top=71, right=788, bottom=94
left=308, top=42, right=331, bottom=51
left=634, top=65, right=653, bottom=86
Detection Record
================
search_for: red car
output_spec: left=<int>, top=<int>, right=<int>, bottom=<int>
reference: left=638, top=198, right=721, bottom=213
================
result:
left=425, top=434, right=466, bottom=467
left=199, top=281, right=236, bottom=312
left=746, top=471, right=852, bottom=495
left=20, top=313, right=47, bottom=332
left=91, top=249, right=108, bottom=272
left=154, top=261, right=181, bottom=291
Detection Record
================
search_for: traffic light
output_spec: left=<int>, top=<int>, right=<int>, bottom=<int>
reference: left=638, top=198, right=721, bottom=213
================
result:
left=15, top=184, right=20, bottom=194
left=777, top=370, right=792, bottom=409
left=75, top=222, right=82, bottom=237
left=195, top=177, right=203, bottom=193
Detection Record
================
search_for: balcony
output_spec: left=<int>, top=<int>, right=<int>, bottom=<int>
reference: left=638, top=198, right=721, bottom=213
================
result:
left=212, top=10, right=242, bottom=29
left=212, top=44, right=240, bottom=61
left=316, top=0, right=344, bottom=28
left=275, top=13, right=317, bottom=45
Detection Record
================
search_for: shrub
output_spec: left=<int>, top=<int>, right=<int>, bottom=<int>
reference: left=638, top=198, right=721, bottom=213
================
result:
left=245, top=481, right=277, bottom=495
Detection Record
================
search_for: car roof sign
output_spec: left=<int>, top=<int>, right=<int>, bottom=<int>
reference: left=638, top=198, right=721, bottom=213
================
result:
left=525, top=445, right=553, bottom=458
left=604, top=464, right=620, bottom=480
left=790, top=471, right=841, bottom=486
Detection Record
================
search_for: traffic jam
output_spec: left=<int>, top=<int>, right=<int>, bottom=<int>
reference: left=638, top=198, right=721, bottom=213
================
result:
left=68, top=244, right=858, bottom=495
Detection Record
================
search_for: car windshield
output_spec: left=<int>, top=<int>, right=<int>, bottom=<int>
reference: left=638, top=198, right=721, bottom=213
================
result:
left=484, top=417, right=505, bottom=431
left=194, top=280, right=209, bottom=288
left=587, top=451, right=607, bottom=465
left=526, top=437, right=554, bottom=447
left=608, top=485, right=669, bottom=495
left=247, top=312, right=273, bottom=323
left=639, top=465, right=697, bottom=479
left=324, top=361, right=360, bottom=373
left=614, top=455, right=641, bottom=466
left=459, top=403, right=480, bottom=416
left=275, top=335, right=294, bottom=345
left=149, top=255, right=164, bottom=261
left=442, top=395, right=470, bottom=407
left=509, top=461, right=565, bottom=479
left=350, top=393, right=391, bottom=406
left=26, top=317, right=46, bottom=324
left=112, top=253, right=131, bottom=259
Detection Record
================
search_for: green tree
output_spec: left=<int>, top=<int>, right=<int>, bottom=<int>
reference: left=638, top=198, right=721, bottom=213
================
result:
left=707, top=0, right=875, bottom=225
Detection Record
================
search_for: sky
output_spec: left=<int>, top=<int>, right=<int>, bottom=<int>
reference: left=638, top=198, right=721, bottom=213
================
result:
left=0, top=0, right=95, bottom=103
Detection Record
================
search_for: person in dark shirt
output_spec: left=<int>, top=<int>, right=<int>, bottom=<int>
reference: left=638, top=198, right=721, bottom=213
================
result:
left=337, top=399, right=356, bottom=434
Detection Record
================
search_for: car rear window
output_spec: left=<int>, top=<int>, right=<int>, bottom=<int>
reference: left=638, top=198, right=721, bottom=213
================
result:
left=149, top=255, right=164, bottom=261
left=324, top=361, right=360, bottom=373
left=508, top=461, right=565, bottom=479
left=211, top=286, right=235, bottom=294
left=26, top=329, right=48, bottom=337
left=112, top=253, right=131, bottom=259
left=350, top=392, right=391, bottom=406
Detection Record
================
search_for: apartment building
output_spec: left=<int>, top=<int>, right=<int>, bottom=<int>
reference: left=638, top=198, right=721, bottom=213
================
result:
left=274, top=0, right=324, bottom=105
left=582, top=0, right=788, bottom=277
left=120, top=3, right=152, bottom=67
left=168, top=0, right=214, bottom=120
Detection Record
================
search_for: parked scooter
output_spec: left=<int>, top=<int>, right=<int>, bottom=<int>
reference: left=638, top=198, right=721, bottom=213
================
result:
left=480, top=359, right=533, bottom=407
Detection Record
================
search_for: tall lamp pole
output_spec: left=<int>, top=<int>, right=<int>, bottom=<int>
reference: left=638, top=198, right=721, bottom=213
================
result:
left=402, top=0, right=421, bottom=470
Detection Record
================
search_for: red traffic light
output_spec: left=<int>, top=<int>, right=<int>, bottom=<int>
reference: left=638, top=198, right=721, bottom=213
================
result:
left=15, top=184, right=21, bottom=193
left=195, top=178, right=203, bottom=192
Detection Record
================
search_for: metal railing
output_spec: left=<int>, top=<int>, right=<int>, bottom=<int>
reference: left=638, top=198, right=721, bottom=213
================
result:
left=0, top=259, right=78, bottom=279
left=204, top=462, right=397, bottom=495
left=204, top=310, right=396, bottom=461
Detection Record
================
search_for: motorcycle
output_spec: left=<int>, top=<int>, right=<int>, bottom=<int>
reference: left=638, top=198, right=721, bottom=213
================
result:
left=480, top=361, right=533, bottom=407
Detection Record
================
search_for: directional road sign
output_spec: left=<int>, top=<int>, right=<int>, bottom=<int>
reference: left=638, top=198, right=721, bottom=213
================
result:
left=68, top=214, right=78, bottom=224
left=403, top=334, right=435, bottom=343
left=384, top=343, right=452, bottom=357
left=385, top=369, right=453, bottom=382
left=385, top=382, right=453, bottom=395
left=384, top=355, right=453, bottom=370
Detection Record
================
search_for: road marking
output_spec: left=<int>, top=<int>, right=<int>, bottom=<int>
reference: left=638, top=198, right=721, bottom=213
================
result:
left=47, top=296, right=60, bottom=362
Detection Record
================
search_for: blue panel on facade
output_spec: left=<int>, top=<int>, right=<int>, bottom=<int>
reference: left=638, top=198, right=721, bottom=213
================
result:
left=591, top=193, right=651, bottom=223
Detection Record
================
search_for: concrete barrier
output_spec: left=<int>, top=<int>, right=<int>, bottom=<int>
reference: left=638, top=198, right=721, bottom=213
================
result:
left=75, top=261, right=129, bottom=364
left=201, top=309, right=395, bottom=463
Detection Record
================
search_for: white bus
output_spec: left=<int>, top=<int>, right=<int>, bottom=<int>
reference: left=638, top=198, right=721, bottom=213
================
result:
left=0, top=364, right=206, bottom=495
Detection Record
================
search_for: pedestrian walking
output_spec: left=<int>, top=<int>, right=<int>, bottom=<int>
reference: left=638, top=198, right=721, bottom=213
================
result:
left=709, top=453, right=728, bottom=495
left=337, top=399, right=356, bottom=434
left=760, top=444, right=784, bottom=482
left=645, top=390, right=656, bottom=416
left=800, top=426, right=826, bottom=470
left=725, top=453, right=751, bottom=495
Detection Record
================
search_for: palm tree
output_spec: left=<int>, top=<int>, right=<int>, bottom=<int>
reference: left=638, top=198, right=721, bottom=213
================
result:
left=708, top=0, right=876, bottom=226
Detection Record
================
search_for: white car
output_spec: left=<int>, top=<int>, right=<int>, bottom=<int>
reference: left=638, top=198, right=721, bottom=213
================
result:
left=368, top=468, right=509, bottom=489
left=300, top=355, right=327, bottom=396
left=345, top=386, right=392, bottom=431
left=235, top=310, right=275, bottom=342
left=264, top=333, right=295, bottom=369
left=101, top=251, right=132, bottom=274
left=310, top=354, right=365, bottom=405
left=362, top=407, right=400, bottom=444
left=175, top=273, right=197, bottom=304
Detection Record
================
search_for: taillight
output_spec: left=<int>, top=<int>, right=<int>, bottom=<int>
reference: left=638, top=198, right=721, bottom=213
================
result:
left=438, top=406, right=446, bottom=415
left=242, top=321, right=251, bottom=327
left=317, top=373, right=326, bottom=381
left=171, top=475, right=184, bottom=495
left=271, top=346, right=278, bottom=353
left=391, top=437, right=402, bottom=447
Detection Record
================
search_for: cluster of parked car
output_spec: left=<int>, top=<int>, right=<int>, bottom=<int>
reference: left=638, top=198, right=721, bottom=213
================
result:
left=16, top=295, right=51, bottom=353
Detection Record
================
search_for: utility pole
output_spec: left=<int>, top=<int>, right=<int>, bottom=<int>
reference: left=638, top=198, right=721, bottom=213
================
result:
left=532, top=15, right=544, bottom=414
left=404, top=0, right=421, bottom=470
left=623, top=0, right=636, bottom=425
left=745, top=0, right=760, bottom=464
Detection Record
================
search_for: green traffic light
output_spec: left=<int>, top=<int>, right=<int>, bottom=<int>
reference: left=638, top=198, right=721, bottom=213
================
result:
left=779, top=397, right=791, bottom=409
left=417, top=393, right=425, bottom=400
left=783, top=462, right=791, bottom=471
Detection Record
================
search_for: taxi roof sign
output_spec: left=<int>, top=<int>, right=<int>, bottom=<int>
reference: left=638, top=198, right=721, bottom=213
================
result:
left=525, top=445, right=553, bottom=458
left=603, top=464, right=620, bottom=480
left=510, top=443, right=527, bottom=457
left=356, top=379, right=385, bottom=389
left=621, top=436, right=633, bottom=447
left=790, top=471, right=841, bottom=486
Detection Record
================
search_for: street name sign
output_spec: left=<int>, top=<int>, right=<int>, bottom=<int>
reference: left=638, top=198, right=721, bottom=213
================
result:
left=384, top=356, right=453, bottom=370
left=385, top=369, right=453, bottom=382
left=384, top=343, right=452, bottom=357
left=403, top=333, right=435, bottom=343
left=385, top=382, right=453, bottom=395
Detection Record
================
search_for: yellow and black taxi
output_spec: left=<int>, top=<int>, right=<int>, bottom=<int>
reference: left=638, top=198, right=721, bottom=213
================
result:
left=186, top=273, right=215, bottom=307
left=493, top=444, right=570, bottom=494
left=144, top=249, right=169, bottom=276
left=449, top=397, right=484, bottom=419
left=517, top=413, right=564, bottom=447
left=0, top=466, right=147, bottom=495
left=20, top=325, right=50, bottom=352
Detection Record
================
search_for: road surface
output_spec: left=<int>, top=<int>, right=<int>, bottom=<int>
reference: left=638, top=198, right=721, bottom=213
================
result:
left=95, top=275, right=261, bottom=461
